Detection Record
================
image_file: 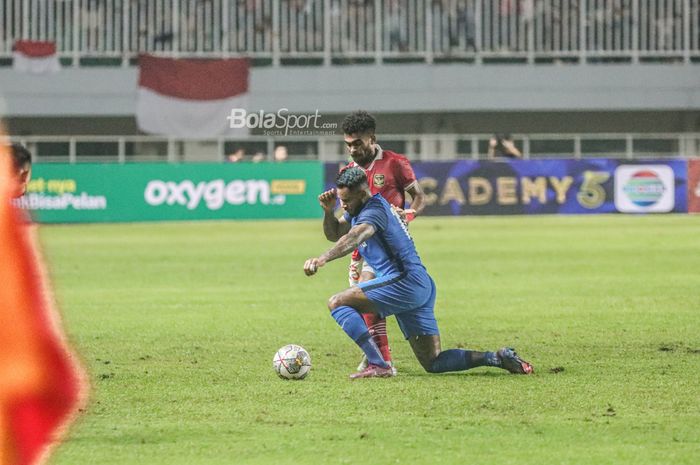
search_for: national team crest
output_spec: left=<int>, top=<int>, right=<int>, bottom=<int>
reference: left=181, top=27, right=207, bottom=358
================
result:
left=373, top=174, right=385, bottom=187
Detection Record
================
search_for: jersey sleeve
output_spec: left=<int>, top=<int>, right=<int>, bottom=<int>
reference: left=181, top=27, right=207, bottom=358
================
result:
left=355, top=203, right=388, bottom=233
left=394, top=156, right=417, bottom=189
left=340, top=161, right=356, bottom=173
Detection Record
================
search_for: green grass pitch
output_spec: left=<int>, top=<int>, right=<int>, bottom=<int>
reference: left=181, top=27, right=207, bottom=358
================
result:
left=41, top=215, right=699, bottom=465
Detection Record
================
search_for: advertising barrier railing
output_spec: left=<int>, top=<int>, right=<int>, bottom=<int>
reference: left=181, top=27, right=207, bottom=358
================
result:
left=18, top=162, right=322, bottom=223
left=325, top=159, right=689, bottom=216
left=8, top=133, right=700, bottom=163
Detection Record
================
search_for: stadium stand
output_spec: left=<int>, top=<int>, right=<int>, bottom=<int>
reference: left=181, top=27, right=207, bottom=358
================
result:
left=0, top=0, right=698, bottom=161
left=1, top=0, right=698, bottom=65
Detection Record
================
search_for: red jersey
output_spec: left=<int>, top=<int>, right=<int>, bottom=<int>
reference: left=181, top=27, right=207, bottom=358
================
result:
left=347, top=146, right=417, bottom=209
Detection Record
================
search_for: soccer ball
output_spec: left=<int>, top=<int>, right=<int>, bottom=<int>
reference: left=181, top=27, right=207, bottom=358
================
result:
left=272, top=344, right=312, bottom=380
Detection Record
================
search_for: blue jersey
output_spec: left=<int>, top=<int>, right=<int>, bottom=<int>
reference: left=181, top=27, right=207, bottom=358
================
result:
left=345, top=194, right=426, bottom=277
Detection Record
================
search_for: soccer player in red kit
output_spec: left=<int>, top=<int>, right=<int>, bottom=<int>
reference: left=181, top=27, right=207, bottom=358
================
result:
left=341, top=111, right=426, bottom=374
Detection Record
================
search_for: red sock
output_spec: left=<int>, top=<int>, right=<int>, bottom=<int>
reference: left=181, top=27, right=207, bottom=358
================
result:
left=362, top=313, right=391, bottom=363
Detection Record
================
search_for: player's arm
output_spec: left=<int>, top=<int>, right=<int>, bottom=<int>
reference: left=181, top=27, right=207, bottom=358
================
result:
left=304, top=223, right=376, bottom=276
left=404, top=181, right=426, bottom=218
left=502, top=139, right=522, bottom=158
left=395, top=157, right=426, bottom=221
left=319, top=189, right=351, bottom=241
left=487, top=137, right=497, bottom=158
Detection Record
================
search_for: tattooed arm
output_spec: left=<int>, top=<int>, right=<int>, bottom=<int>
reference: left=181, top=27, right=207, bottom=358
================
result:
left=303, top=223, right=376, bottom=276
left=318, top=189, right=351, bottom=241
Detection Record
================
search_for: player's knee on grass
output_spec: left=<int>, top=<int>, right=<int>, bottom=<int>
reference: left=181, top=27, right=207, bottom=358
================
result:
left=408, top=335, right=442, bottom=372
left=415, top=355, right=457, bottom=373
left=425, top=358, right=445, bottom=373
left=416, top=357, right=437, bottom=373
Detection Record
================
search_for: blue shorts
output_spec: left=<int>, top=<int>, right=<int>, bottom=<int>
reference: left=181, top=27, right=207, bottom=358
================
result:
left=358, top=269, right=439, bottom=339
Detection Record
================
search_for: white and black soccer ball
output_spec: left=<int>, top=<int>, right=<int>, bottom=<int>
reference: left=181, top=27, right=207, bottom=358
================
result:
left=272, top=344, right=311, bottom=380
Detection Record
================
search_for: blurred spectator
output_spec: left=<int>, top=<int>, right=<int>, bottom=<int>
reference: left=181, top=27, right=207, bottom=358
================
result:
left=500, top=0, right=516, bottom=15
left=488, top=134, right=522, bottom=159
left=291, top=0, right=315, bottom=14
left=83, top=0, right=104, bottom=50
left=226, top=148, right=245, bottom=163
left=287, top=0, right=322, bottom=53
left=387, top=0, right=408, bottom=52
left=274, top=145, right=288, bottom=162
left=498, top=0, right=517, bottom=51
left=153, top=32, right=174, bottom=48
left=655, top=7, right=681, bottom=51
left=519, top=0, right=534, bottom=47
left=462, top=0, right=477, bottom=51
left=5, top=0, right=696, bottom=64
left=441, top=0, right=477, bottom=52
left=251, top=151, right=266, bottom=163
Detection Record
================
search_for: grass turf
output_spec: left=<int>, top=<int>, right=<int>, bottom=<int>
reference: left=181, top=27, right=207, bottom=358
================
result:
left=41, top=215, right=700, bottom=465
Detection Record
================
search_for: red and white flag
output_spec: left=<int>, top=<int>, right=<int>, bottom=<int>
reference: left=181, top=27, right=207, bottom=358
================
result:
left=12, top=41, right=61, bottom=74
left=136, top=54, right=249, bottom=138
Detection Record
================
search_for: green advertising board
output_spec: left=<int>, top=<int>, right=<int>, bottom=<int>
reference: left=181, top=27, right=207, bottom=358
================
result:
left=18, top=162, right=323, bottom=223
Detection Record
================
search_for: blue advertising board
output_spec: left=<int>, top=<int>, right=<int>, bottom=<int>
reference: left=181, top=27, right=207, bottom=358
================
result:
left=325, top=159, right=688, bottom=215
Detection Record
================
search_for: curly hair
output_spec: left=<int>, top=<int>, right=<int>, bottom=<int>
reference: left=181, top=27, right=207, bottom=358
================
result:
left=336, top=166, right=367, bottom=189
left=9, top=143, right=32, bottom=170
left=341, top=110, right=376, bottom=136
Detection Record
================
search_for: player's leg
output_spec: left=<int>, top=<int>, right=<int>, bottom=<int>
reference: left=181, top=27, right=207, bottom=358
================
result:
left=399, top=278, right=533, bottom=374
left=396, top=306, right=501, bottom=372
left=327, top=286, right=393, bottom=377
left=357, top=264, right=393, bottom=370
left=407, top=335, right=532, bottom=374
left=407, top=335, right=501, bottom=373
left=350, top=270, right=436, bottom=378
left=349, top=252, right=393, bottom=372
left=328, top=285, right=378, bottom=314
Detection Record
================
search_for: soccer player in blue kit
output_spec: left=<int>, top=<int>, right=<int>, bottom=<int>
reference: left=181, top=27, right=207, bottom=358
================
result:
left=303, top=167, right=533, bottom=379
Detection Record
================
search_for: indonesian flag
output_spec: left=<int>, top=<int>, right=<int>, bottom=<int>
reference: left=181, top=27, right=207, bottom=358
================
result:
left=12, top=41, right=61, bottom=74
left=0, top=149, right=85, bottom=465
left=136, top=54, right=249, bottom=138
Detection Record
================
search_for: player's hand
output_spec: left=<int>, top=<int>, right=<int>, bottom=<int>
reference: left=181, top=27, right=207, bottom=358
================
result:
left=392, top=206, right=416, bottom=222
left=303, top=257, right=326, bottom=276
left=318, top=189, right=337, bottom=213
